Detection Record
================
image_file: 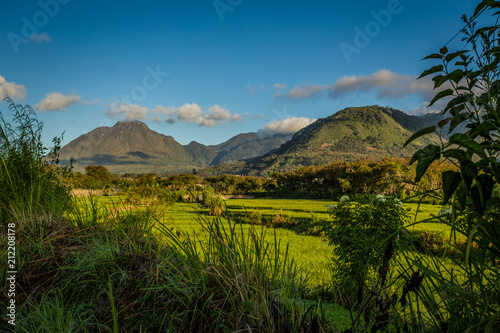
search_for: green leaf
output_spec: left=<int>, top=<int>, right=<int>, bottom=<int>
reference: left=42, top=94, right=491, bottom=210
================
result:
left=443, top=148, right=468, bottom=161
left=418, top=65, right=444, bottom=79
left=471, top=174, right=495, bottom=214
left=445, top=51, right=463, bottom=63
left=438, top=117, right=452, bottom=129
left=449, top=133, right=488, bottom=159
left=428, top=89, right=454, bottom=107
left=449, top=112, right=470, bottom=132
left=444, top=95, right=469, bottom=113
left=460, top=160, right=477, bottom=191
left=432, top=75, right=448, bottom=88
left=410, top=145, right=441, bottom=182
left=403, top=126, right=436, bottom=148
left=442, top=171, right=462, bottom=204
left=470, top=120, right=499, bottom=138
left=423, top=53, right=443, bottom=60
left=456, top=185, right=467, bottom=209
left=447, top=69, right=466, bottom=84
left=474, top=1, right=489, bottom=16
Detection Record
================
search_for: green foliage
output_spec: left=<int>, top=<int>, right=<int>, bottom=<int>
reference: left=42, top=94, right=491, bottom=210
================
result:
left=324, top=195, right=408, bottom=298
left=125, top=183, right=176, bottom=207
left=403, top=1, right=500, bottom=330
left=269, top=157, right=456, bottom=200
left=0, top=97, right=71, bottom=221
left=83, top=165, right=114, bottom=189
left=137, top=172, right=157, bottom=187
left=204, top=173, right=268, bottom=195
left=202, top=186, right=225, bottom=216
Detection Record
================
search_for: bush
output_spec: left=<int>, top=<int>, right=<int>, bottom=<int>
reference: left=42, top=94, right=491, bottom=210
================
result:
left=126, top=184, right=176, bottom=207
left=202, top=186, right=224, bottom=216
left=324, top=195, right=408, bottom=301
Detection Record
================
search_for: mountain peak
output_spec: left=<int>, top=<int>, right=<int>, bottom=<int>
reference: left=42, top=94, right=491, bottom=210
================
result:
left=114, top=119, right=145, bottom=125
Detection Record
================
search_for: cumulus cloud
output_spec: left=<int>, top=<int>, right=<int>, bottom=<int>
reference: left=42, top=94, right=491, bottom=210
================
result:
left=177, top=103, right=202, bottom=122
left=30, top=33, right=51, bottom=43
left=106, top=102, right=149, bottom=121
left=286, top=84, right=327, bottom=99
left=273, top=69, right=450, bottom=114
left=328, top=69, right=434, bottom=100
left=174, top=103, right=240, bottom=127
left=106, top=102, right=241, bottom=127
left=150, top=105, right=176, bottom=116
left=275, top=70, right=435, bottom=101
left=0, top=75, right=27, bottom=100
left=36, top=92, right=81, bottom=111
left=258, top=117, right=316, bottom=138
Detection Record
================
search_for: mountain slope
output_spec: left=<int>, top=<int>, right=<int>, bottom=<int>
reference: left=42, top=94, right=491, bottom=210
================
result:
left=201, top=106, right=442, bottom=176
left=60, top=121, right=294, bottom=173
left=60, top=106, right=446, bottom=175
left=208, top=133, right=293, bottom=165
left=59, top=121, right=196, bottom=173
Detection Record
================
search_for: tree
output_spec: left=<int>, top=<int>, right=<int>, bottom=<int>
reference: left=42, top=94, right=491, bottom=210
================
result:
left=84, top=165, right=113, bottom=189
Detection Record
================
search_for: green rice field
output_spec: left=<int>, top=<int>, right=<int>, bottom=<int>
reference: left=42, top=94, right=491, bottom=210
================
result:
left=76, top=196, right=452, bottom=289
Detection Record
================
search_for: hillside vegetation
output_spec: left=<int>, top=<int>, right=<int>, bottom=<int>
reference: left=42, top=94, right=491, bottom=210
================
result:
left=203, top=106, right=443, bottom=176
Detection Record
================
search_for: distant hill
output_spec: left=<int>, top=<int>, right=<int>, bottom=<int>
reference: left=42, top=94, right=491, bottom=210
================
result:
left=59, top=121, right=292, bottom=173
left=199, top=106, right=443, bottom=176
left=207, top=132, right=293, bottom=165
left=60, top=106, right=447, bottom=175
left=59, top=121, right=195, bottom=173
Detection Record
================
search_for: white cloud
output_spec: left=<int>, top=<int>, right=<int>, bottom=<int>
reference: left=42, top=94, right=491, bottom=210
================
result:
left=106, top=102, right=241, bottom=127
left=273, top=82, right=287, bottom=90
left=36, top=92, right=81, bottom=111
left=0, top=75, right=27, bottom=100
left=329, top=69, right=434, bottom=100
left=273, top=69, right=452, bottom=114
left=106, top=102, right=148, bottom=121
left=177, top=103, right=202, bottom=122
left=258, top=117, right=316, bottom=138
left=276, top=70, right=435, bottom=101
left=286, top=84, right=326, bottom=99
left=30, top=33, right=51, bottom=43
left=150, top=105, right=176, bottom=116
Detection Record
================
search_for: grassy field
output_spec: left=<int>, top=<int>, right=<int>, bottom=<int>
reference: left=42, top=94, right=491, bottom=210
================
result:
left=77, top=196, right=451, bottom=291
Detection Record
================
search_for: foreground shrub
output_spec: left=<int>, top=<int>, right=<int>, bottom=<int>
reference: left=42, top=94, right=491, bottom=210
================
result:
left=324, top=195, right=408, bottom=302
left=401, top=1, right=500, bottom=330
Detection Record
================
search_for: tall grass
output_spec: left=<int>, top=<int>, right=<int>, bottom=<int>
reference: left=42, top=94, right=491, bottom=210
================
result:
left=395, top=209, right=500, bottom=331
left=156, top=214, right=319, bottom=331
left=0, top=196, right=333, bottom=332
left=0, top=97, right=70, bottom=222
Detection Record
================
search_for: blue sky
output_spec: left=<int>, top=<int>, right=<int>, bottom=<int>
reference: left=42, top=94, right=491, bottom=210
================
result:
left=0, top=0, right=480, bottom=147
